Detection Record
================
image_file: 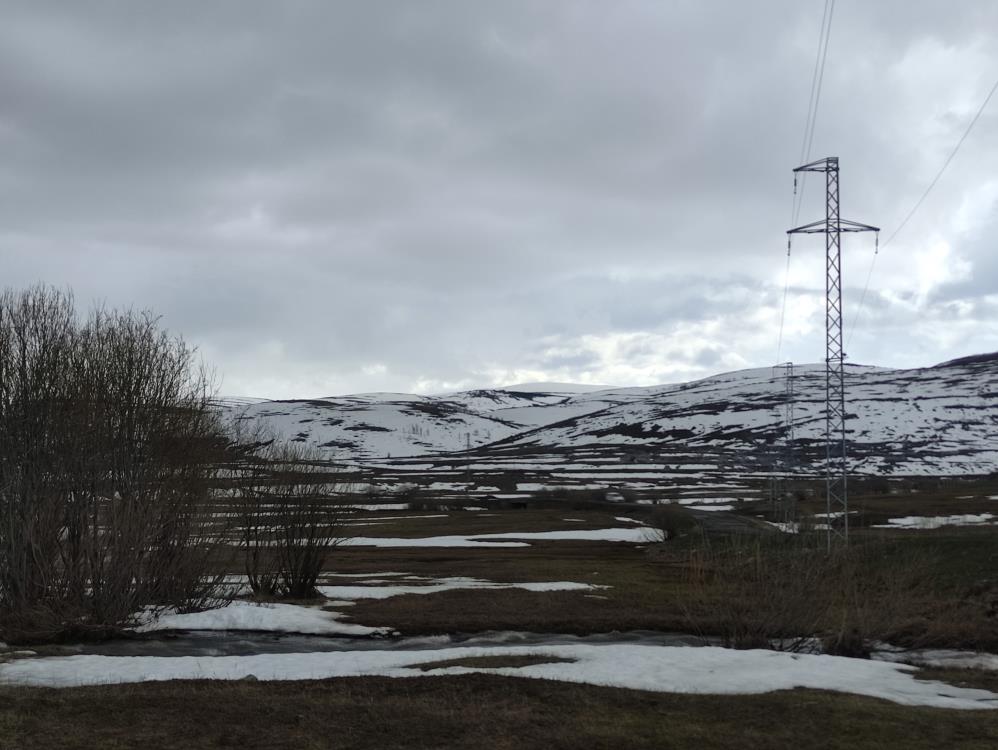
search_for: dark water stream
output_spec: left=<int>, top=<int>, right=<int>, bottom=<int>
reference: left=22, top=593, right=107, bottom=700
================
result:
left=36, top=630, right=707, bottom=659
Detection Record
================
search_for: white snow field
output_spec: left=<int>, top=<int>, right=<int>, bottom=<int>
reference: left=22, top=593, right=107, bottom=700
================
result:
left=2, top=644, right=996, bottom=709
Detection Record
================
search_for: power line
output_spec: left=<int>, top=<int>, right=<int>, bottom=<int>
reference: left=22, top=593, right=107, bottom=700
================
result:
left=779, top=0, right=836, bottom=363
left=793, top=0, right=837, bottom=226
left=881, top=74, right=998, bottom=249
left=798, top=0, right=831, bottom=167
left=847, top=73, right=998, bottom=347
left=775, top=238, right=792, bottom=364
left=847, top=233, right=879, bottom=351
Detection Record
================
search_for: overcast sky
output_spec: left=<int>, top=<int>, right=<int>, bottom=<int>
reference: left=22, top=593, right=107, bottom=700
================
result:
left=2, top=1, right=996, bottom=397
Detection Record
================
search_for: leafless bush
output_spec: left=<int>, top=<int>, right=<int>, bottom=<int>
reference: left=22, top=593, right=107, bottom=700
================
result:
left=0, top=286, right=232, bottom=642
left=236, top=439, right=348, bottom=599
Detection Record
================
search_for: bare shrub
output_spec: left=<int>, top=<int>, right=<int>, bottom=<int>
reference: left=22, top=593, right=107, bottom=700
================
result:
left=237, top=440, right=347, bottom=599
left=0, top=287, right=232, bottom=642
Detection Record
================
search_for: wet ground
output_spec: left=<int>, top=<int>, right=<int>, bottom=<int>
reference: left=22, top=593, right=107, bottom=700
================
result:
left=33, top=629, right=708, bottom=659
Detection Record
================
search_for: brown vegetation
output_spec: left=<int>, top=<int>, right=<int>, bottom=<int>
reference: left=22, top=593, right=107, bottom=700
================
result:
left=2, top=675, right=997, bottom=750
left=0, top=287, right=231, bottom=643
left=237, top=440, right=349, bottom=598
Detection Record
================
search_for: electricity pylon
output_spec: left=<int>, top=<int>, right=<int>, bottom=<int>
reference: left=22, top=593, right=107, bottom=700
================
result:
left=788, top=157, right=878, bottom=547
left=769, top=361, right=796, bottom=522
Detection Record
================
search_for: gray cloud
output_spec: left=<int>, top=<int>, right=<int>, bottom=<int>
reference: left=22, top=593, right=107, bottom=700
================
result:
left=1, top=1, right=996, bottom=396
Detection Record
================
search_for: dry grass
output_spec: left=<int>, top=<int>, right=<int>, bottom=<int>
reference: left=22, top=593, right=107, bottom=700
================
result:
left=3, top=503, right=998, bottom=748
left=2, top=675, right=997, bottom=750
left=323, top=524, right=998, bottom=653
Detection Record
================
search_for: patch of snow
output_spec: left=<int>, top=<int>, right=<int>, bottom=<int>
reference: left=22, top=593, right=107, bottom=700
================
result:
left=687, top=504, right=735, bottom=512
left=349, top=514, right=448, bottom=521
left=318, top=577, right=601, bottom=600
left=325, top=572, right=411, bottom=578
left=341, top=526, right=656, bottom=548
left=873, top=513, right=997, bottom=530
left=343, top=503, right=411, bottom=511
left=677, top=497, right=741, bottom=506
left=343, top=536, right=528, bottom=548
left=1, top=644, right=995, bottom=709
left=472, top=528, right=657, bottom=543
left=133, top=601, right=391, bottom=637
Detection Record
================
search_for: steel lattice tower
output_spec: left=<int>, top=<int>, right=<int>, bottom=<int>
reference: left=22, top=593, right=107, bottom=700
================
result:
left=780, top=361, right=795, bottom=522
left=769, top=361, right=796, bottom=522
left=788, top=157, right=878, bottom=547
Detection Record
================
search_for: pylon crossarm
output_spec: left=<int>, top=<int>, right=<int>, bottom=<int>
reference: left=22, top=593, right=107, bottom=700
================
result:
left=793, top=157, right=838, bottom=173
left=790, top=218, right=880, bottom=235
left=839, top=219, right=880, bottom=233
left=787, top=219, right=828, bottom=234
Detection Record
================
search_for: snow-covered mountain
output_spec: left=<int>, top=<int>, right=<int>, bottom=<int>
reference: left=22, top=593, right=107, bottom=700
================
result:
left=228, top=354, right=998, bottom=493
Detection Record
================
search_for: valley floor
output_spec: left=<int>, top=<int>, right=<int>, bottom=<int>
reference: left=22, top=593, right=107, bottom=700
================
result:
left=4, top=674, right=998, bottom=750
left=3, top=491, right=998, bottom=748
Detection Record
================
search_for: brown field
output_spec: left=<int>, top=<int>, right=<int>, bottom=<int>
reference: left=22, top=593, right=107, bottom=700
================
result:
left=3, top=482, right=998, bottom=749
left=3, top=675, right=998, bottom=750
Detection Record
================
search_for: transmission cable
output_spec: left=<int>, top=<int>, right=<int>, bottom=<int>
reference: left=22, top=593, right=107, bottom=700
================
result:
left=793, top=0, right=837, bottom=225
left=779, top=0, right=835, bottom=364
left=846, top=73, right=998, bottom=348
left=775, top=237, right=793, bottom=365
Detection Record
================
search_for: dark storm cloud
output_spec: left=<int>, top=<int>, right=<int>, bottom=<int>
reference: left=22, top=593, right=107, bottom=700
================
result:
left=1, top=1, right=996, bottom=395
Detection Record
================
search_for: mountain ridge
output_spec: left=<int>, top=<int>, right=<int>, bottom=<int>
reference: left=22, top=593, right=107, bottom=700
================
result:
left=229, top=354, right=998, bottom=483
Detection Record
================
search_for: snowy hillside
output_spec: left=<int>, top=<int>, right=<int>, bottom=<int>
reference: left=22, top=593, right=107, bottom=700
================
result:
left=228, top=354, right=998, bottom=483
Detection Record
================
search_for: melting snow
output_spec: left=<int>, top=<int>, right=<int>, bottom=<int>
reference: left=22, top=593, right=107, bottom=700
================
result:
left=873, top=513, right=997, bottom=530
left=341, top=527, right=655, bottom=548
left=133, top=601, right=391, bottom=637
left=2, top=644, right=996, bottom=709
left=317, top=577, right=601, bottom=600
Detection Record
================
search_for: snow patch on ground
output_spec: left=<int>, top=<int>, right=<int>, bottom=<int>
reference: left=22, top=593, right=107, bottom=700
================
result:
left=133, top=601, right=391, bottom=637
left=677, top=497, right=741, bottom=506
left=3, top=644, right=996, bottom=709
left=343, top=503, right=411, bottom=511
left=342, top=527, right=656, bottom=548
left=326, top=572, right=410, bottom=578
left=687, top=504, right=735, bottom=512
left=873, top=513, right=997, bottom=530
left=318, top=577, right=602, bottom=600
